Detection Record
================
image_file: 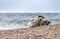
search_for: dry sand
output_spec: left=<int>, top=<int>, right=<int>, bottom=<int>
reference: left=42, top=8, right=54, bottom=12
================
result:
left=0, top=24, right=60, bottom=39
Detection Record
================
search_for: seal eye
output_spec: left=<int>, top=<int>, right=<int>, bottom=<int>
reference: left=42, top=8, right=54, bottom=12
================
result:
left=42, top=16, right=44, bottom=19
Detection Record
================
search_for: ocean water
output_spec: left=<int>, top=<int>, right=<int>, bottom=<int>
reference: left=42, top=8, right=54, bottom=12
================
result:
left=0, top=13, right=60, bottom=30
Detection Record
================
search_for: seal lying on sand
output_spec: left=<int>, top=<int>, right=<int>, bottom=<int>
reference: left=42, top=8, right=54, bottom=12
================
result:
left=28, top=16, right=51, bottom=27
left=28, top=16, right=44, bottom=27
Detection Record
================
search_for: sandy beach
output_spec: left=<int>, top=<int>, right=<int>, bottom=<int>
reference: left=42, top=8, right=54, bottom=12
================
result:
left=0, top=24, right=60, bottom=39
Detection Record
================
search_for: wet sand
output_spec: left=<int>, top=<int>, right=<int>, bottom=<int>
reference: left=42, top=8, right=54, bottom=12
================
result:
left=0, top=24, right=60, bottom=39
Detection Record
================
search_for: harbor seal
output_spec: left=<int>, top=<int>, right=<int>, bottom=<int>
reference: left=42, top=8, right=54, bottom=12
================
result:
left=28, top=16, right=44, bottom=27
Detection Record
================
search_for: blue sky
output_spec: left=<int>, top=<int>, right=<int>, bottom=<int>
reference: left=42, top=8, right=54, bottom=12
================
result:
left=0, top=0, right=60, bottom=13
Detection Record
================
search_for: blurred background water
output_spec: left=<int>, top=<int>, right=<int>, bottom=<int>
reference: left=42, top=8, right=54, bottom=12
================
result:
left=0, top=13, right=60, bottom=30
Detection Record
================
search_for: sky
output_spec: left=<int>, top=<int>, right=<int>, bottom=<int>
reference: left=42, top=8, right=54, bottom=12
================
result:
left=0, top=0, right=60, bottom=13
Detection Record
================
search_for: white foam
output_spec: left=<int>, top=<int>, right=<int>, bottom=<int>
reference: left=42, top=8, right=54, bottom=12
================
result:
left=0, top=23, right=29, bottom=30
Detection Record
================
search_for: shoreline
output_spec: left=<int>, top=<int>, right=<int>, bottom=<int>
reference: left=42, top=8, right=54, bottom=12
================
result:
left=0, top=23, right=59, bottom=31
left=0, top=25, right=29, bottom=30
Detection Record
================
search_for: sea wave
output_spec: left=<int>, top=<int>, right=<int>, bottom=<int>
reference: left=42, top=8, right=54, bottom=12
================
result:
left=0, top=13, right=60, bottom=30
